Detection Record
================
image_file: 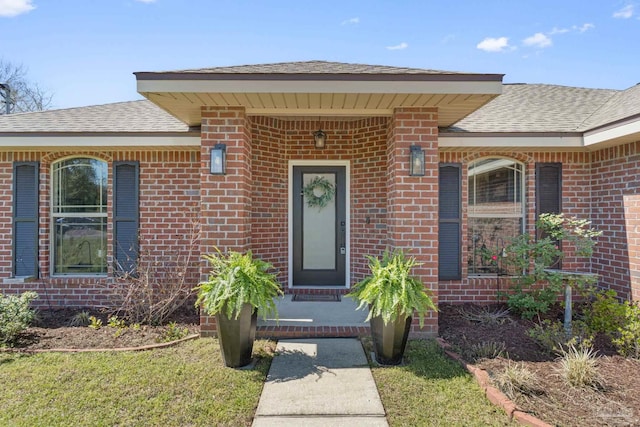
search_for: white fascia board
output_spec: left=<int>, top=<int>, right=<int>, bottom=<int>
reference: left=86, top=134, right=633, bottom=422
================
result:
left=439, top=135, right=584, bottom=148
left=0, top=136, right=200, bottom=148
left=137, top=79, right=502, bottom=95
left=584, top=119, right=640, bottom=147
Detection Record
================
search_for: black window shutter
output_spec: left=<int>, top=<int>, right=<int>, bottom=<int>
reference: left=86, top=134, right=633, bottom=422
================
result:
left=439, top=163, right=461, bottom=280
left=536, top=163, right=562, bottom=268
left=536, top=163, right=562, bottom=217
left=113, top=161, right=139, bottom=274
left=13, top=162, right=39, bottom=277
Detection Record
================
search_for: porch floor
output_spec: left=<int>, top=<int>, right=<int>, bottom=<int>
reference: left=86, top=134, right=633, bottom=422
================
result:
left=257, top=295, right=370, bottom=339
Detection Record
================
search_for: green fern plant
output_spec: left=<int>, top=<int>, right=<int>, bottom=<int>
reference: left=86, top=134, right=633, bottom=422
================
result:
left=347, top=249, right=436, bottom=327
left=194, top=249, right=283, bottom=320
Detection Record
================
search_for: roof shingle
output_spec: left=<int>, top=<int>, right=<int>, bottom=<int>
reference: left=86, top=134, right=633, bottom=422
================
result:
left=0, top=100, right=190, bottom=133
left=141, top=60, right=471, bottom=76
left=446, top=84, right=619, bottom=133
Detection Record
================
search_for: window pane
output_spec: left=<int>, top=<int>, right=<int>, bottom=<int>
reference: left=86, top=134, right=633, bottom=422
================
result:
left=53, top=158, right=107, bottom=214
left=469, top=159, right=523, bottom=216
left=468, top=217, right=522, bottom=275
left=52, top=157, right=108, bottom=275
left=54, top=217, right=107, bottom=274
left=468, top=158, right=524, bottom=275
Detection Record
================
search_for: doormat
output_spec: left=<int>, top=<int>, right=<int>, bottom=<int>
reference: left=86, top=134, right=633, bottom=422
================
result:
left=292, top=294, right=341, bottom=302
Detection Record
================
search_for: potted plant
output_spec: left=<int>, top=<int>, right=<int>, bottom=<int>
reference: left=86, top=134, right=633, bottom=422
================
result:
left=195, top=249, right=283, bottom=368
left=348, top=249, right=436, bottom=365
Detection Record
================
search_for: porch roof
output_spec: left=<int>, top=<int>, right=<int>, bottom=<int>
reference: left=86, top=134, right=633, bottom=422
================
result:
left=134, top=60, right=504, bottom=127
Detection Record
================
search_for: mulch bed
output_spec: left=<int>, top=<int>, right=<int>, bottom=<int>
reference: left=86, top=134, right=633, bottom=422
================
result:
left=439, top=303, right=640, bottom=427
left=9, top=307, right=200, bottom=350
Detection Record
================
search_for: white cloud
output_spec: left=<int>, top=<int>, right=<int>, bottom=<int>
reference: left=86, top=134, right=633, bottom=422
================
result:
left=476, top=37, right=510, bottom=52
left=386, top=42, right=408, bottom=50
left=549, top=27, right=570, bottom=35
left=0, top=0, right=35, bottom=17
left=341, top=17, right=359, bottom=25
left=575, top=23, right=595, bottom=32
left=136, top=0, right=157, bottom=3
left=613, top=4, right=634, bottom=18
left=523, top=32, right=552, bottom=48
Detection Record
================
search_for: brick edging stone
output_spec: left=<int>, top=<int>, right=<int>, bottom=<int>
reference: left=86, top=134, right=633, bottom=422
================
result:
left=0, top=334, right=200, bottom=354
left=435, top=338, right=552, bottom=427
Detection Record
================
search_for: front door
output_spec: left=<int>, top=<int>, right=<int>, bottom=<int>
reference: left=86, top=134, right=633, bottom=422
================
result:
left=292, top=166, right=346, bottom=286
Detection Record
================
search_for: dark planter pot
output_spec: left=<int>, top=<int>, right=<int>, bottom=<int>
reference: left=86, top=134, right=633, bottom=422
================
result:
left=215, top=303, right=257, bottom=368
left=370, top=314, right=412, bottom=365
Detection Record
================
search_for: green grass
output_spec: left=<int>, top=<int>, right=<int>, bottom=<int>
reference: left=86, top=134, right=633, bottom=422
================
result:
left=0, top=339, right=273, bottom=427
left=369, top=339, right=515, bottom=426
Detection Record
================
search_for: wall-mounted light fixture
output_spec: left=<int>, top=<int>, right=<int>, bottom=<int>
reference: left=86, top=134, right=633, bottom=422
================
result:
left=210, top=143, right=226, bottom=175
left=409, top=145, right=425, bottom=176
left=313, top=129, right=327, bottom=149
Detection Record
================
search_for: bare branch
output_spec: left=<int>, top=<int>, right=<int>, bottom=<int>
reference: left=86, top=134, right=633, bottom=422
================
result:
left=0, top=58, right=54, bottom=114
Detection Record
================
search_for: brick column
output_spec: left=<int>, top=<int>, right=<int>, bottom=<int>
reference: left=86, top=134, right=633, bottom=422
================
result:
left=199, top=106, right=252, bottom=336
left=386, top=107, right=439, bottom=337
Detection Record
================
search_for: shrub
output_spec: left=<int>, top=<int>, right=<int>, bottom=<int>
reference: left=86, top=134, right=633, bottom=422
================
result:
left=527, top=319, right=593, bottom=354
left=583, top=289, right=627, bottom=335
left=582, top=289, right=640, bottom=358
left=502, top=214, right=600, bottom=320
left=465, top=341, right=506, bottom=362
left=458, top=306, right=512, bottom=325
left=611, top=302, right=640, bottom=358
left=494, top=361, right=541, bottom=399
left=0, top=291, right=38, bottom=346
left=110, top=217, right=200, bottom=325
left=69, top=311, right=91, bottom=327
left=557, top=345, right=603, bottom=389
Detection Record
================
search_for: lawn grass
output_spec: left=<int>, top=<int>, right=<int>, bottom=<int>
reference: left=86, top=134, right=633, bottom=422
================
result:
left=0, top=338, right=273, bottom=427
left=369, top=339, right=515, bottom=426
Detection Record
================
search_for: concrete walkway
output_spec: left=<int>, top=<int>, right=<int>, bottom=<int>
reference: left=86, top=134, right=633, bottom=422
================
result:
left=252, top=338, right=388, bottom=426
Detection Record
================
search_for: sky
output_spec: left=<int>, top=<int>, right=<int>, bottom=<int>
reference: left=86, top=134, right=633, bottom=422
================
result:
left=1, top=0, right=639, bottom=110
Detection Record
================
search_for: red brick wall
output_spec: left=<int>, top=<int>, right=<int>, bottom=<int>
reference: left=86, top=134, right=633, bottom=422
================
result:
left=246, top=116, right=390, bottom=288
left=439, top=150, right=592, bottom=304
left=591, top=141, right=640, bottom=300
left=387, top=108, right=439, bottom=336
left=0, top=149, right=200, bottom=308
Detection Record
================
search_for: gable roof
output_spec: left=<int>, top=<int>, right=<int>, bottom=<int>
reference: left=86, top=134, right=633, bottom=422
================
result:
left=0, top=100, right=191, bottom=134
left=137, top=60, right=486, bottom=78
left=135, top=60, right=504, bottom=127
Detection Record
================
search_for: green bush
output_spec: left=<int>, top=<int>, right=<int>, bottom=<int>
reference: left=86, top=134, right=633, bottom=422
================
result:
left=583, top=290, right=627, bottom=334
left=502, top=214, right=600, bottom=320
left=611, top=302, right=640, bottom=358
left=582, top=289, right=640, bottom=358
left=527, top=319, right=593, bottom=354
left=0, top=291, right=38, bottom=346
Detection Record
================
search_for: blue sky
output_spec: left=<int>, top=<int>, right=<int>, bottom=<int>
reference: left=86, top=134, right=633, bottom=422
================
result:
left=1, top=0, right=639, bottom=109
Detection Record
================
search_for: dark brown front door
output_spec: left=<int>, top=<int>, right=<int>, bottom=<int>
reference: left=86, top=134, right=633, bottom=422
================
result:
left=292, top=166, right=346, bottom=286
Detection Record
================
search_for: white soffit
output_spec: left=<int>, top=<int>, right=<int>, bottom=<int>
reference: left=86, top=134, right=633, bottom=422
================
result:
left=137, top=79, right=503, bottom=127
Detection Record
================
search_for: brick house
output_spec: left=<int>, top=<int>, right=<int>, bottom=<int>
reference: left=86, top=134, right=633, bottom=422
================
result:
left=1, top=61, right=639, bottom=337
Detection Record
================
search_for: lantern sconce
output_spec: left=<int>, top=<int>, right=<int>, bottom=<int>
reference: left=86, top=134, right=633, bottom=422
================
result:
left=210, top=143, right=226, bottom=175
left=313, top=129, right=327, bottom=149
left=409, top=144, right=425, bottom=176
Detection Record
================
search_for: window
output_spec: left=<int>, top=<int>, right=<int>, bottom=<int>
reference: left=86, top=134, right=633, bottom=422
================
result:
left=468, top=158, right=524, bottom=275
left=52, top=158, right=107, bottom=275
